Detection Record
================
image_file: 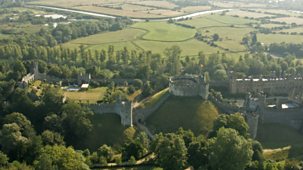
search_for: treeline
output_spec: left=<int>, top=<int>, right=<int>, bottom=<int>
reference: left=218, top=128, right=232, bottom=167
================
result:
left=269, top=43, right=303, bottom=58
left=51, top=18, right=132, bottom=44
left=0, top=17, right=132, bottom=47
left=2, top=42, right=303, bottom=89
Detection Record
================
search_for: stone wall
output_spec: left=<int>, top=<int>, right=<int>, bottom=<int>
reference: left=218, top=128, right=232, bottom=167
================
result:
left=89, top=101, right=133, bottom=126
left=229, top=77, right=303, bottom=96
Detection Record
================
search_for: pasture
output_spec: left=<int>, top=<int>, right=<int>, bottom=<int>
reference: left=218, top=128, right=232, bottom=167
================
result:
left=227, top=10, right=273, bottom=18
left=271, top=17, right=303, bottom=25
left=257, top=33, right=303, bottom=44
left=276, top=27, right=303, bottom=33
left=63, top=14, right=258, bottom=57
left=200, top=26, right=254, bottom=52
left=132, top=22, right=196, bottom=41
left=146, top=96, right=219, bottom=135
left=254, top=9, right=303, bottom=17
left=29, top=0, right=213, bottom=19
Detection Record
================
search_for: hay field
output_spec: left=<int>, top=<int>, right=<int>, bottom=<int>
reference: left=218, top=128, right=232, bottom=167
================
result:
left=271, top=17, right=303, bottom=25
left=258, top=33, right=303, bottom=44
left=227, top=10, right=273, bottom=18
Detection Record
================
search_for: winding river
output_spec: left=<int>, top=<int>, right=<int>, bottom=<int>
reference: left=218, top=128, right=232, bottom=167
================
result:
left=27, top=5, right=232, bottom=21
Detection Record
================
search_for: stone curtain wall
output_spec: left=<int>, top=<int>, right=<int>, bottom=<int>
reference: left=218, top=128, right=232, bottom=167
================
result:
left=89, top=101, right=133, bottom=126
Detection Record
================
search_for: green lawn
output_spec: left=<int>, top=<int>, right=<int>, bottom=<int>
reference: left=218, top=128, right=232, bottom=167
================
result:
left=64, top=87, right=107, bottom=104
left=79, top=113, right=128, bottom=150
left=257, top=123, right=303, bottom=149
left=63, top=28, right=145, bottom=49
left=146, top=96, right=219, bottom=135
left=134, top=39, right=222, bottom=56
left=181, top=14, right=256, bottom=29
left=200, top=26, right=254, bottom=52
left=132, top=22, right=196, bottom=42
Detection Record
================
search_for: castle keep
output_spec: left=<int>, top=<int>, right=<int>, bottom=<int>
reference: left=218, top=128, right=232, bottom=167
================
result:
left=169, top=74, right=209, bottom=99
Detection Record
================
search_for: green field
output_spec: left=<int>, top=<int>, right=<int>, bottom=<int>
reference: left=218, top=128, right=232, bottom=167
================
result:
left=146, top=96, right=219, bottom=135
left=257, top=33, right=303, bottom=44
left=63, top=14, right=256, bottom=57
left=132, top=22, right=196, bottom=41
left=64, top=87, right=107, bottom=104
left=200, top=26, right=254, bottom=52
left=277, top=27, right=303, bottom=33
left=29, top=0, right=210, bottom=19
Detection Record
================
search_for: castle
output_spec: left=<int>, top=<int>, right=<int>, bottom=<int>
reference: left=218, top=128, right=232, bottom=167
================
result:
left=229, top=77, right=303, bottom=98
left=169, top=73, right=209, bottom=99
left=21, top=63, right=91, bottom=86
left=244, top=93, right=303, bottom=138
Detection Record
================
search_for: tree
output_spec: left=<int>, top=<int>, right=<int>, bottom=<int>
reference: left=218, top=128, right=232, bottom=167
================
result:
left=34, top=145, right=89, bottom=170
left=0, top=123, right=30, bottom=161
left=212, top=33, right=220, bottom=41
left=41, top=130, right=65, bottom=146
left=209, top=128, right=253, bottom=170
left=211, top=113, right=249, bottom=138
left=61, top=102, right=93, bottom=143
left=0, top=151, right=9, bottom=167
left=164, top=46, right=182, bottom=75
left=97, top=145, right=114, bottom=162
left=4, top=112, right=35, bottom=138
left=187, top=136, right=209, bottom=169
left=152, top=133, right=188, bottom=170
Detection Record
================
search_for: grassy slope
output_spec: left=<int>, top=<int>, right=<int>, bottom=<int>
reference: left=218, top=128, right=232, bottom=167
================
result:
left=258, top=34, right=303, bottom=44
left=146, top=96, right=219, bottom=135
left=257, top=123, right=303, bottom=149
left=79, top=113, right=127, bottom=150
left=138, top=88, right=169, bottom=109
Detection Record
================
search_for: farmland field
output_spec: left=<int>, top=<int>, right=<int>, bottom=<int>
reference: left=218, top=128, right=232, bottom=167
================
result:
left=227, top=10, right=273, bottom=18
left=132, top=22, right=196, bottom=41
left=257, top=33, right=303, bottom=44
left=277, top=27, right=303, bottom=33
left=271, top=17, right=303, bottom=25
left=63, top=14, right=258, bottom=57
left=28, top=0, right=212, bottom=19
